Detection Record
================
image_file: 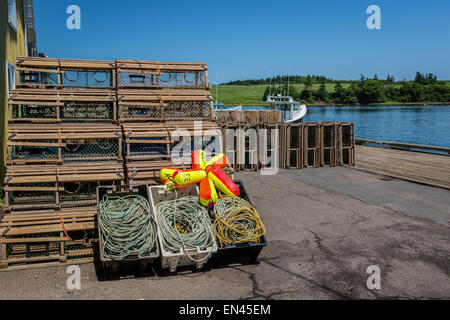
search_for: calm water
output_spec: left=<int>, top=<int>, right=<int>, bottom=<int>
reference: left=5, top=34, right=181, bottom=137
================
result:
left=241, top=105, right=450, bottom=147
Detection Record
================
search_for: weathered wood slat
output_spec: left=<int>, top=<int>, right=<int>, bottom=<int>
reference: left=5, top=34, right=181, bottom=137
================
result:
left=355, top=145, right=450, bottom=189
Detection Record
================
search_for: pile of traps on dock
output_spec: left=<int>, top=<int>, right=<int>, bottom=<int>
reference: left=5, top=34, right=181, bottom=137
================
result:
left=1, top=56, right=355, bottom=272
left=1, top=56, right=215, bottom=271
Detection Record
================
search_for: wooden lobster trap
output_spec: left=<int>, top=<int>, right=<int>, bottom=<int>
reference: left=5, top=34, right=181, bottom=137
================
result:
left=320, top=121, right=338, bottom=167
left=3, top=163, right=125, bottom=212
left=303, top=122, right=321, bottom=168
left=116, top=60, right=209, bottom=89
left=337, top=122, right=355, bottom=166
left=220, top=124, right=239, bottom=171
left=123, top=123, right=172, bottom=162
left=126, top=160, right=189, bottom=185
left=221, top=124, right=259, bottom=171
left=3, top=165, right=59, bottom=212
left=117, top=89, right=213, bottom=122
left=7, top=124, right=123, bottom=165
left=284, top=123, right=304, bottom=169
left=258, top=124, right=281, bottom=170
left=0, top=207, right=97, bottom=271
left=165, top=120, right=222, bottom=163
left=16, top=57, right=115, bottom=89
left=57, top=163, right=124, bottom=209
left=8, top=89, right=117, bottom=123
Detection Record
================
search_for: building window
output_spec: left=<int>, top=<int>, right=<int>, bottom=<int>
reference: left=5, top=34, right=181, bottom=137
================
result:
left=7, top=63, right=16, bottom=94
left=8, top=0, right=18, bottom=32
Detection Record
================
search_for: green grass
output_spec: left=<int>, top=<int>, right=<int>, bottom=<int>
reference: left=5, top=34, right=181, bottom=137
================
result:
left=211, top=83, right=351, bottom=105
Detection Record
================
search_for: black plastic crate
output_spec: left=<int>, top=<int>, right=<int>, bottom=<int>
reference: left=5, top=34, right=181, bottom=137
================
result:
left=209, top=180, right=267, bottom=268
left=96, top=184, right=160, bottom=274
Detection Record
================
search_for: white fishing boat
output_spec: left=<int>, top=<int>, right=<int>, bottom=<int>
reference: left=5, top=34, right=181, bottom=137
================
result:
left=266, top=94, right=307, bottom=123
left=213, top=104, right=242, bottom=111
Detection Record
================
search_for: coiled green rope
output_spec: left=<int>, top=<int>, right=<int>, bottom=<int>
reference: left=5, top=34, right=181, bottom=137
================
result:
left=155, top=195, right=214, bottom=261
left=98, top=194, right=157, bottom=260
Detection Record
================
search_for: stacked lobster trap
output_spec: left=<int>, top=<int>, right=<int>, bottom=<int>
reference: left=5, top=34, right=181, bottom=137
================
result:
left=1, top=57, right=124, bottom=270
left=219, top=122, right=283, bottom=172
left=9, top=89, right=117, bottom=123
left=116, top=59, right=221, bottom=186
left=283, top=121, right=354, bottom=168
left=218, top=121, right=355, bottom=171
left=1, top=57, right=221, bottom=270
left=16, top=57, right=115, bottom=89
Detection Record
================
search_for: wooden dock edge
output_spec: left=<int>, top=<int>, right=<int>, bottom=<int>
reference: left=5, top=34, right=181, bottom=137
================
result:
left=355, top=145, right=450, bottom=190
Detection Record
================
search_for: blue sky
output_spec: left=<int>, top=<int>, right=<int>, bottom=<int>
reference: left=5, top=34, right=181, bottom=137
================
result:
left=34, top=0, right=450, bottom=83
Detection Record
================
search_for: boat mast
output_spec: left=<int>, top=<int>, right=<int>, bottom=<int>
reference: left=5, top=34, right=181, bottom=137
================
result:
left=279, top=75, right=282, bottom=96
left=215, top=71, right=218, bottom=104
left=287, top=73, right=290, bottom=97
left=269, top=75, right=272, bottom=96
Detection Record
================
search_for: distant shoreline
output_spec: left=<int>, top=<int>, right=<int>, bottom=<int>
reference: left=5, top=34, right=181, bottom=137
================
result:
left=221, top=102, right=450, bottom=107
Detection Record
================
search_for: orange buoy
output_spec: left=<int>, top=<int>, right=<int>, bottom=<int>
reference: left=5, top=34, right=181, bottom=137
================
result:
left=191, top=150, right=207, bottom=169
left=205, top=153, right=229, bottom=169
left=159, top=151, right=238, bottom=206
left=199, top=178, right=218, bottom=207
left=207, top=167, right=239, bottom=196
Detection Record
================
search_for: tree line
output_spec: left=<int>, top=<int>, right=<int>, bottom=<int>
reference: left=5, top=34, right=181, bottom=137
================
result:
left=223, top=75, right=332, bottom=86
left=260, top=72, right=450, bottom=104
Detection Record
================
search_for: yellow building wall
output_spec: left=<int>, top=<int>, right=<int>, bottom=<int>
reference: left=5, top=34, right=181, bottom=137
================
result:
left=0, top=0, right=27, bottom=179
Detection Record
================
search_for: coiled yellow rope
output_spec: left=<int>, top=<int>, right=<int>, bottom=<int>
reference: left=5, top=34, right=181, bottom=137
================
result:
left=213, top=196, right=265, bottom=247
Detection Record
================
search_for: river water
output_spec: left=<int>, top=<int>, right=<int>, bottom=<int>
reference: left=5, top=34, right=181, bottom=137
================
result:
left=239, top=105, right=450, bottom=147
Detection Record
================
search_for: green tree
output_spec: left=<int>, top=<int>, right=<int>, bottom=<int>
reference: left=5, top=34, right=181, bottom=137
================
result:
left=399, top=82, right=424, bottom=102
left=300, top=89, right=314, bottom=103
left=331, top=82, right=344, bottom=102
left=360, top=74, right=366, bottom=82
left=315, top=81, right=328, bottom=102
left=414, top=72, right=425, bottom=84
left=262, top=86, right=271, bottom=101
left=357, top=80, right=385, bottom=105
left=304, top=75, right=313, bottom=90
left=386, top=74, right=395, bottom=83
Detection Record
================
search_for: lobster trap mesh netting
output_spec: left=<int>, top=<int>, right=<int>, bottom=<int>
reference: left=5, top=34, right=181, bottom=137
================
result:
left=128, top=137, right=169, bottom=159
left=8, top=182, right=57, bottom=207
left=164, top=102, right=211, bottom=119
left=170, top=135, right=220, bottom=163
left=61, top=139, right=119, bottom=162
left=11, top=103, right=115, bottom=122
left=6, top=232, right=61, bottom=259
left=60, top=181, right=119, bottom=208
left=61, top=103, right=114, bottom=122
left=19, top=70, right=113, bottom=87
left=120, top=105, right=161, bottom=120
left=65, top=234, right=97, bottom=260
left=120, top=102, right=211, bottom=120
left=19, top=70, right=59, bottom=86
left=11, top=105, right=56, bottom=120
left=61, top=70, right=112, bottom=87
left=10, top=142, right=59, bottom=161
left=120, top=71, right=207, bottom=88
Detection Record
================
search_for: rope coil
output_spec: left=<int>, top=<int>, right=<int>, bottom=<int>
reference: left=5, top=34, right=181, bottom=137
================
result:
left=213, top=196, right=265, bottom=247
left=98, top=194, right=157, bottom=260
left=155, top=195, right=214, bottom=261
